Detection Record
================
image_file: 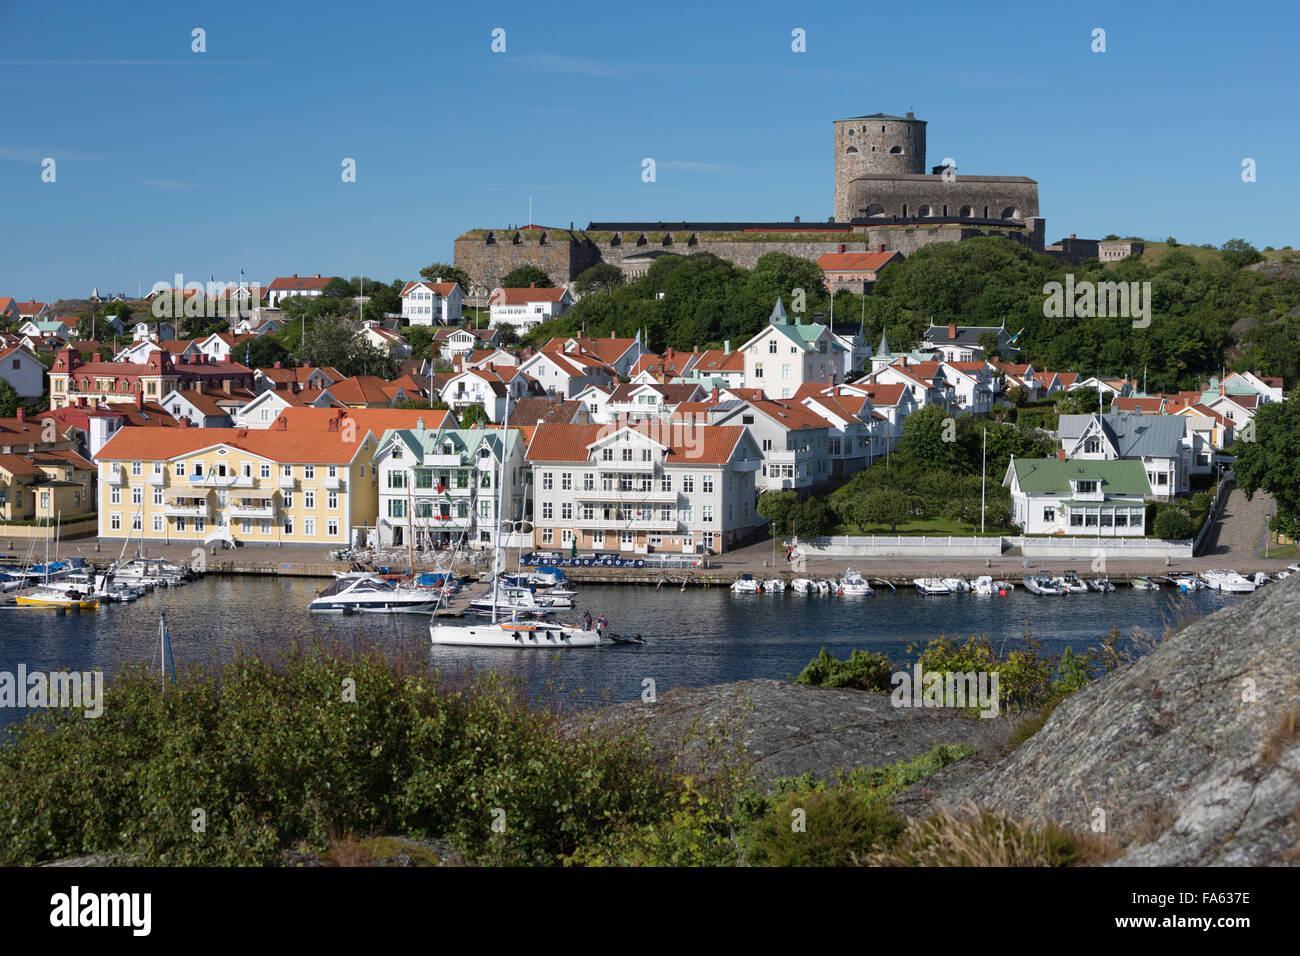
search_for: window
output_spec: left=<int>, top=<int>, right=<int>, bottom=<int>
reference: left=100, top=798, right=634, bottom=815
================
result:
left=388, top=500, right=405, bottom=518
left=583, top=472, right=594, bottom=491
left=1069, top=513, right=1084, bottom=528
left=304, top=518, right=316, bottom=536
left=283, top=492, right=293, bottom=509
left=327, top=519, right=338, bottom=537
left=542, top=472, right=553, bottom=490
left=193, top=517, right=204, bottom=533
left=304, top=465, right=315, bottom=479
left=111, top=487, right=121, bottom=505
left=682, top=475, right=694, bottom=493
left=388, top=471, right=407, bottom=489
left=283, top=516, right=293, bottom=535
left=703, top=505, right=713, bottom=524
left=1043, top=507, right=1056, bottom=522
left=261, top=519, right=271, bottom=534
left=561, top=472, right=572, bottom=490
left=660, top=474, right=671, bottom=492
left=561, top=503, right=572, bottom=520
left=782, top=365, right=791, bottom=379
left=542, top=502, right=553, bottom=520
left=153, top=490, right=162, bottom=506
left=304, top=491, right=315, bottom=509
left=327, top=492, right=338, bottom=509
left=328, top=465, right=337, bottom=478
left=621, top=448, right=633, bottom=462
left=153, top=515, right=164, bottom=532
left=110, top=513, right=121, bottom=530
left=175, top=462, right=186, bottom=476
left=541, top=529, right=553, bottom=544
left=702, top=475, right=714, bottom=493
left=768, top=340, right=777, bottom=354
left=601, top=448, right=613, bottom=461
left=175, top=517, right=186, bottom=532
left=281, top=464, right=292, bottom=478
left=131, top=487, right=143, bottom=506
left=582, top=505, right=594, bottom=521
left=260, top=464, right=271, bottom=478
left=131, top=461, right=142, bottom=476
left=755, top=363, right=763, bottom=379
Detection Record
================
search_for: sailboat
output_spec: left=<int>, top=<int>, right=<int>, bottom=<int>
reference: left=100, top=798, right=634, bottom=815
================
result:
left=14, top=515, right=99, bottom=609
left=430, top=402, right=602, bottom=648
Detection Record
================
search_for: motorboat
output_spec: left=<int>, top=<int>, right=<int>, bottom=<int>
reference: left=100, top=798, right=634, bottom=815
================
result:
left=114, top=557, right=190, bottom=588
left=731, top=573, right=761, bottom=593
left=467, top=582, right=553, bottom=617
left=309, top=575, right=444, bottom=613
left=1199, top=569, right=1255, bottom=593
left=1060, top=572, right=1092, bottom=595
left=1168, top=574, right=1202, bottom=592
left=1087, top=578, right=1116, bottom=593
left=838, top=568, right=873, bottom=595
left=940, top=577, right=970, bottom=593
left=972, top=575, right=1013, bottom=596
left=1022, top=575, right=1063, bottom=595
left=790, top=578, right=815, bottom=593
left=1130, top=576, right=1160, bottom=591
left=42, top=570, right=139, bottom=603
left=817, top=579, right=834, bottom=593
left=430, top=618, right=602, bottom=648
left=762, top=578, right=786, bottom=593
left=914, top=577, right=952, bottom=595
left=1253, top=572, right=1271, bottom=587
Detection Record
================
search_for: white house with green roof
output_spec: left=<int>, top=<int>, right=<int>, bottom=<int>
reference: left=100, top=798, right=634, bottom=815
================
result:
left=371, top=423, right=527, bottom=550
left=738, top=298, right=847, bottom=399
left=1003, top=456, right=1152, bottom=536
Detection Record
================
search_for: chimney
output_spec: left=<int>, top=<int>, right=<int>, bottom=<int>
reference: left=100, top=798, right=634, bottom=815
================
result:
left=878, top=243, right=885, bottom=253
left=274, top=361, right=282, bottom=369
left=223, top=379, right=232, bottom=395
left=1070, top=233, right=1076, bottom=239
left=292, top=274, right=298, bottom=278
left=327, top=417, right=338, bottom=432
left=15, top=407, right=24, bottom=423
left=529, top=282, right=535, bottom=288
left=92, top=352, right=102, bottom=363
left=838, top=243, right=846, bottom=253
left=315, top=273, right=321, bottom=278
left=949, top=321, right=957, bottom=339
left=906, top=111, right=915, bottom=119
left=724, top=340, right=731, bottom=354
left=178, top=416, right=189, bottom=428
left=710, top=387, right=719, bottom=402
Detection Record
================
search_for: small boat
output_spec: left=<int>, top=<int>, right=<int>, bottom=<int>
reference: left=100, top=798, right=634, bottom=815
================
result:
left=14, top=585, right=98, bottom=609
left=309, top=575, right=444, bottom=613
left=1253, top=571, right=1271, bottom=587
left=1168, top=574, right=1201, bottom=592
left=1057, top=571, right=1089, bottom=594
left=941, top=577, right=970, bottom=593
left=817, top=579, right=834, bottom=593
left=790, top=578, right=815, bottom=593
left=1131, top=576, right=1160, bottom=591
left=762, top=578, right=786, bottom=593
left=1087, top=578, right=1116, bottom=593
left=467, top=583, right=554, bottom=617
left=114, top=557, right=190, bottom=588
left=972, top=575, right=1013, bottom=596
left=1022, top=575, right=1063, bottom=595
left=914, top=577, right=951, bottom=595
left=1200, top=569, right=1255, bottom=593
left=730, top=573, right=761, bottom=593
left=838, top=568, right=873, bottom=595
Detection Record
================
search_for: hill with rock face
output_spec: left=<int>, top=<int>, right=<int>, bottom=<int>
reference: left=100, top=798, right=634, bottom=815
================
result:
left=915, top=575, right=1300, bottom=865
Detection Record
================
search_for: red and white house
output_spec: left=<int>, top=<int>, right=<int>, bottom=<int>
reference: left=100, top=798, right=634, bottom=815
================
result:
left=266, top=274, right=333, bottom=308
left=488, top=287, right=574, bottom=332
left=400, top=280, right=463, bottom=326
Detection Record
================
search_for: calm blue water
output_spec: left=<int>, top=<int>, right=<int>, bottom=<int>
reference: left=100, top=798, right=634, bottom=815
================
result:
left=0, top=576, right=1245, bottom=729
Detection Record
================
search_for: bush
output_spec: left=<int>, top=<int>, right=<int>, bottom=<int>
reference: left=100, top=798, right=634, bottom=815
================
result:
left=794, top=648, right=893, bottom=691
left=1153, top=507, right=1192, bottom=540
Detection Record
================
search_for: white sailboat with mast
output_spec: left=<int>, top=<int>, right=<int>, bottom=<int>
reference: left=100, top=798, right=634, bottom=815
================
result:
left=430, top=401, right=602, bottom=648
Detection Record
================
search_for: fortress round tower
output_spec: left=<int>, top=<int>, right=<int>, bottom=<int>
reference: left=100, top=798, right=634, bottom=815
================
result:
left=833, top=112, right=927, bottom=221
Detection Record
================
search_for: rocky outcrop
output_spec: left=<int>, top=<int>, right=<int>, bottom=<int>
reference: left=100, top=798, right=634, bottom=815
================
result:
left=923, top=575, right=1300, bottom=865
left=583, top=678, right=1013, bottom=784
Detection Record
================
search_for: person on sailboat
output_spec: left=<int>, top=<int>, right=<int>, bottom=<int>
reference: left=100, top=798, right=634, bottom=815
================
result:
left=583, top=610, right=592, bottom=631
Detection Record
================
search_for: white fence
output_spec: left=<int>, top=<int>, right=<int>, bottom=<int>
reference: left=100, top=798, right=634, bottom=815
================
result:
left=1017, top=536, right=1194, bottom=559
left=800, top=534, right=1005, bottom=558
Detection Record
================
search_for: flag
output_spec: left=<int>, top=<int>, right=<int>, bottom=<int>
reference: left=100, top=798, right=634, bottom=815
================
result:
left=597, top=613, right=608, bottom=628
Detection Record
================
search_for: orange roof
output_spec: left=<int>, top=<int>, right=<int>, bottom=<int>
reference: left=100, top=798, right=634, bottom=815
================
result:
left=0, top=454, right=46, bottom=477
left=524, top=421, right=746, bottom=466
left=268, top=275, right=333, bottom=292
left=816, top=251, right=899, bottom=272
left=722, top=387, right=766, bottom=401
left=541, top=336, right=639, bottom=364
left=16, top=301, right=48, bottom=314
left=275, top=406, right=454, bottom=435
left=320, top=376, right=401, bottom=405
left=745, top=398, right=831, bottom=430
left=495, top=287, right=568, bottom=305
left=692, top=349, right=744, bottom=373
left=97, top=422, right=373, bottom=465
left=400, top=280, right=458, bottom=297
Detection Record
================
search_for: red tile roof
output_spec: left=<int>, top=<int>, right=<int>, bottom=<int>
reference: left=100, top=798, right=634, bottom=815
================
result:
left=524, top=421, right=746, bottom=465
left=268, top=275, right=333, bottom=292
left=816, top=251, right=900, bottom=272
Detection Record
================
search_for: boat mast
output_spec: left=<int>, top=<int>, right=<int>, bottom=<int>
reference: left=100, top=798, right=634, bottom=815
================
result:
left=491, top=402, right=510, bottom=626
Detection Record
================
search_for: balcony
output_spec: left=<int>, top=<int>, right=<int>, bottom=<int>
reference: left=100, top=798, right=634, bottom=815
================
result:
left=595, top=459, right=660, bottom=472
left=421, top=453, right=464, bottom=468
left=164, top=502, right=209, bottom=518
left=188, top=473, right=255, bottom=489
left=574, top=487, right=678, bottom=503
left=148, top=471, right=168, bottom=487
left=575, top=517, right=678, bottom=532
left=104, top=466, right=125, bottom=485
left=227, top=503, right=276, bottom=519
left=322, top=475, right=345, bottom=491
left=278, top=475, right=296, bottom=489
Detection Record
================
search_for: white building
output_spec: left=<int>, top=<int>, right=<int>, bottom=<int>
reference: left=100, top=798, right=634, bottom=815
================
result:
left=1003, top=457, right=1152, bottom=537
left=372, top=423, right=527, bottom=549
left=737, top=299, right=846, bottom=400
left=0, top=343, right=46, bottom=399
left=488, top=287, right=574, bottom=332
left=400, top=280, right=463, bottom=325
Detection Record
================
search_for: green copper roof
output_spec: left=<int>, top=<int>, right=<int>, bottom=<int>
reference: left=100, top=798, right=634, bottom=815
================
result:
left=1008, top=458, right=1152, bottom=496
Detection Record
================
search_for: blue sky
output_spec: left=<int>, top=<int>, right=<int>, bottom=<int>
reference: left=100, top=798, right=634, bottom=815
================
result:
left=2, top=0, right=1297, bottom=300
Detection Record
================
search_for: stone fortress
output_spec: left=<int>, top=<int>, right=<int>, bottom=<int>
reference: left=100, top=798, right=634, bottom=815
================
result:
left=453, top=111, right=1102, bottom=302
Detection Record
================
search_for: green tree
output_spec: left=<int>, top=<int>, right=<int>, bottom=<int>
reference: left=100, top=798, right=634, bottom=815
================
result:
left=418, top=263, right=471, bottom=292
left=393, top=398, right=449, bottom=411
left=1232, top=395, right=1300, bottom=538
left=500, top=266, right=553, bottom=289
left=0, top=380, right=21, bottom=417
left=243, top=335, right=292, bottom=370
left=854, top=487, right=917, bottom=532
left=406, top=325, right=437, bottom=360
left=1220, top=238, right=1264, bottom=270
left=458, top=403, right=490, bottom=429
left=893, top=404, right=961, bottom=472
left=297, top=313, right=396, bottom=379
left=322, top=277, right=353, bottom=299
left=575, top=263, right=625, bottom=295
left=792, top=498, right=832, bottom=537
left=756, top=489, right=799, bottom=536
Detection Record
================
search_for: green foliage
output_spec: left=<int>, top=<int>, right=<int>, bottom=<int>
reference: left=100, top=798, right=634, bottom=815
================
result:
left=911, top=634, right=1057, bottom=713
left=457, top=403, right=490, bottom=429
left=1232, top=393, right=1300, bottom=538
left=0, top=380, right=21, bottom=417
left=852, top=487, right=919, bottom=532
left=1153, top=507, right=1193, bottom=540
left=575, top=263, right=624, bottom=295
left=500, top=266, right=553, bottom=289
left=0, top=644, right=683, bottom=866
left=419, top=263, right=470, bottom=292
left=794, top=648, right=893, bottom=691
left=1220, top=238, right=1264, bottom=270
left=295, top=313, right=396, bottom=379
left=405, top=325, right=437, bottom=360
left=243, top=335, right=291, bottom=370
left=756, top=489, right=798, bottom=536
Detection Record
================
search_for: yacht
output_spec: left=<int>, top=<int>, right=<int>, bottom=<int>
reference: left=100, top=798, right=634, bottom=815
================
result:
left=838, top=568, right=873, bottom=595
left=430, top=618, right=603, bottom=648
left=15, top=584, right=98, bottom=610
left=730, top=573, right=762, bottom=593
left=816, top=579, right=833, bottom=593
left=43, top=570, right=139, bottom=603
left=114, top=557, right=189, bottom=588
left=1200, top=569, right=1256, bottom=593
left=1022, top=575, right=1063, bottom=595
left=309, top=575, right=444, bottom=613
left=914, top=578, right=952, bottom=595
left=467, top=582, right=554, bottom=617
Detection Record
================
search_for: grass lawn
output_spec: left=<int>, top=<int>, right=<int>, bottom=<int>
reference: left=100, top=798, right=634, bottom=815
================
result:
left=833, top=517, right=1006, bottom=537
left=1264, top=542, right=1298, bottom=560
